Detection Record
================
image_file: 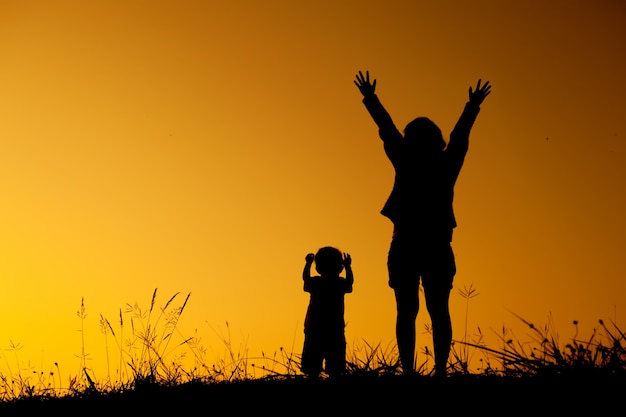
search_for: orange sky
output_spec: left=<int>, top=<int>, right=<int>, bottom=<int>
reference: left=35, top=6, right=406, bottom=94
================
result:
left=1, top=0, right=625, bottom=381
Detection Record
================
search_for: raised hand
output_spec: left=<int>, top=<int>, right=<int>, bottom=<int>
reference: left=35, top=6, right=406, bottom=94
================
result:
left=354, top=70, right=376, bottom=97
left=305, top=253, right=315, bottom=264
left=469, top=79, right=491, bottom=105
left=343, top=253, right=352, bottom=267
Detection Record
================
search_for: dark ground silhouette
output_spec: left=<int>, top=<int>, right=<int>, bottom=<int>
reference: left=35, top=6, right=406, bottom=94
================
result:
left=1, top=373, right=621, bottom=414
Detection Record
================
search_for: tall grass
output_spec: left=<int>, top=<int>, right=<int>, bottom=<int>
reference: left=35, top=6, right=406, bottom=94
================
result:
left=0, top=287, right=624, bottom=404
left=0, top=289, right=302, bottom=401
left=458, top=311, right=626, bottom=377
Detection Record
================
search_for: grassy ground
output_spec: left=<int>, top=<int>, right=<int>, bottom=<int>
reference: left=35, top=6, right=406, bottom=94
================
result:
left=0, top=290, right=624, bottom=414
left=0, top=372, right=622, bottom=414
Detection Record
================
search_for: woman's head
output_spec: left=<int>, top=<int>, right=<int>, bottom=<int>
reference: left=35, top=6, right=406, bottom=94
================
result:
left=314, top=246, right=344, bottom=276
left=404, top=117, right=445, bottom=151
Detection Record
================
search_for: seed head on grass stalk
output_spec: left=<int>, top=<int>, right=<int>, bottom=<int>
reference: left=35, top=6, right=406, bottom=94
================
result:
left=0, top=340, right=28, bottom=400
left=249, top=347, right=303, bottom=380
left=452, top=284, right=480, bottom=373
left=460, top=312, right=626, bottom=377
left=155, top=292, right=191, bottom=364
left=252, top=326, right=302, bottom=378
left=118, top=308, right=124, bottom=383
left=99, top=313, right=117, bottom=388
left=347, top=339, right=401, bottom=376
left=118, top=289, right=195, bottom=385
left=207, top=321, right=252, bottom=382
left=75, top=297, right=98, bottom=391
left=597, top=319, right=626, bottom=370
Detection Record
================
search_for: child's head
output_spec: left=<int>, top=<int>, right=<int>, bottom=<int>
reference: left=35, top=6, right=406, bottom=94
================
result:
left=314, top=246, right=344, bottom=276
left=404, top=117, right=445, bottom=152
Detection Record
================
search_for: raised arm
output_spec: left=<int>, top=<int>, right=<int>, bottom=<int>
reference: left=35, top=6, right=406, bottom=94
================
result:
left=343, top=253, right=354, bottom=293
left=354, top=71, right=402, bottom=142
left=447, top=79, right=492, bottom=168
left=354, top=70, right=376, bottom=97
left=302, top=253, right=315, bottom=293
left=469, top=79, right=491, bottom=106
left=303, top=253, right=314, bottom=282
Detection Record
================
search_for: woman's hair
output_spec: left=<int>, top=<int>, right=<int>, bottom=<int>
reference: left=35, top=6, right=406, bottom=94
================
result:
left=404, top=117, right=445, bottom=150
left=314, top=246, right=344, bottom=276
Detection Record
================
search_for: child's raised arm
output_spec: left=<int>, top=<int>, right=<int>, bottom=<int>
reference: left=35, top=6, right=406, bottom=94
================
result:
left=303, top=253, right=314, bottom=281
left=343, top=253, right=354, bottom=292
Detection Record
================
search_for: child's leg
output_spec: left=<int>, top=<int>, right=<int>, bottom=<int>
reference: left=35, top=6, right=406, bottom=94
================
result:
left=324, top=334, right=347, bottom=377
left=301, top=335, right=323, bottom=376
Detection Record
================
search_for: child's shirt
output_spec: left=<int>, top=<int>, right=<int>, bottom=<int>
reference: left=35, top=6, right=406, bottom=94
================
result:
left=304, top=275, right=352, bottom=334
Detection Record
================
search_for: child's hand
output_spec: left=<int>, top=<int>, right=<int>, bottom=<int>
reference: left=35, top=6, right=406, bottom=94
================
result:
left=305, top=253, right=315, bottom=263
left=343, top=253, right=352, bottom=267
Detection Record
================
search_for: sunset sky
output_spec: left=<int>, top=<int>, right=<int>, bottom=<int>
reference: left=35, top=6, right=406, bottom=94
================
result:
left=1, top=0, right=625, bottom=380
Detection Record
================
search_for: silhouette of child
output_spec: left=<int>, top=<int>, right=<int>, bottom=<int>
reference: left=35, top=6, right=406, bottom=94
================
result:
left=354, top=70, right=491, bottom=376
left=300, top=246, right=353, bottom=377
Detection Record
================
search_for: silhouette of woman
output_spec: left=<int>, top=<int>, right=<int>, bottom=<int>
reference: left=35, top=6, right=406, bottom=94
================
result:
left=354, top=71, right=491, bottom=376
